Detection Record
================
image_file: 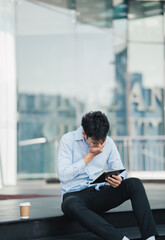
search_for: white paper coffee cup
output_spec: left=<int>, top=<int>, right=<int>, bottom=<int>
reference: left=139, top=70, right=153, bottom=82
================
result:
left=20, top=202, right=31, bottom=219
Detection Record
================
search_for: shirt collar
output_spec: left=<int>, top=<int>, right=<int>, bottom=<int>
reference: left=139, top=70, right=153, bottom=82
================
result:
left=74, top=126, right=84, bottom=141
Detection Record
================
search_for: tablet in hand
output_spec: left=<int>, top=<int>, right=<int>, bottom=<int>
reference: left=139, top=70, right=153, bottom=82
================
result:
left=90, top=169, right=125, bottom=184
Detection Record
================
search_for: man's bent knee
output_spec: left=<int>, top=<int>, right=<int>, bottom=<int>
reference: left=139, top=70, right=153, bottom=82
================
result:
left=127, top=177, right=142, bottom=185
left=62, top=195, right=83, bottom=217
left=125, top=177, right=144, bottom=195
left=62, top=195, right=76, bottom=213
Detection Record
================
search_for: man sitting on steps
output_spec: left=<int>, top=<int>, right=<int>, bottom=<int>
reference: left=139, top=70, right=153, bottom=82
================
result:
left=58, top=111, right=158, bottom=240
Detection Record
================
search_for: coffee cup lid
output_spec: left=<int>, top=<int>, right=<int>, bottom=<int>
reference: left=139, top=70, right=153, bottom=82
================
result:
left=20, top=202, right=31, bottom=206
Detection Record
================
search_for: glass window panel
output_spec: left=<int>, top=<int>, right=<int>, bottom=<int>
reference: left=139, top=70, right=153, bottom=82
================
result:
left=128, top=1, right=164, bottom=137
left=17, top=0, right=76, bottom=178
left=17, top=0, right=127, bottom=178
left=127, top=0, right=165, bottom=172
left=110, top=1, right=128, bottom=136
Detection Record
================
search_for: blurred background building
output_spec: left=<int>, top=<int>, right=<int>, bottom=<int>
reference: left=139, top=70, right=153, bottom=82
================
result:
left=0, top=0, right=165, bottom=185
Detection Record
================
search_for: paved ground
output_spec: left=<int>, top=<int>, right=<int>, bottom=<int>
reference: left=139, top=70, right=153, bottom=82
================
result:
left=0, top=180, right=164, bottom=223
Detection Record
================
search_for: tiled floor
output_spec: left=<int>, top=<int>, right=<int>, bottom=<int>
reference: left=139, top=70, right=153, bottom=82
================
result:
left=0, top=180, right=164, bottom=223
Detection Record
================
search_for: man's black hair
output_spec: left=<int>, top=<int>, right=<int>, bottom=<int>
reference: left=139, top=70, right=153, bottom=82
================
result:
left=81, top=111, right=110, bottom=140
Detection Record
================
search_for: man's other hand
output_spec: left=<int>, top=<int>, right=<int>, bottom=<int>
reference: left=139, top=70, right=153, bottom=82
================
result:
left=105, top=175, right=122, bottom=188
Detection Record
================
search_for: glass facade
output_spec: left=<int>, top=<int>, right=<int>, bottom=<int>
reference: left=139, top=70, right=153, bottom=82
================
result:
left=13, top=0, right=165, bottom=178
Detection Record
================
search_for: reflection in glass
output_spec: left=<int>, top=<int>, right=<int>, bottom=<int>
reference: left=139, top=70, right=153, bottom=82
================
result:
left=128, top=0, right=164, bottom=136
left=127, top=0, right=164, bottom=171
left=17, top=0, right=165, bottom=178
left=17, top=0, right=122, bottom=178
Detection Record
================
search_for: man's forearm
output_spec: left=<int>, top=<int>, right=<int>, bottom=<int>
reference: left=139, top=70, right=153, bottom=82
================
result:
left=83, top=153, right=95, bottom=165
left=58, top=158, right=86, bottom=182
left=59, top=153, right=94, bottom=182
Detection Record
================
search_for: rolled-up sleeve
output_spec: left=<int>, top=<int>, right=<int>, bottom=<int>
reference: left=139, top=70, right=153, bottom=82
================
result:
left=58, top=135, right=86, bottom=183
left=107, top=138, right=127, bottom=180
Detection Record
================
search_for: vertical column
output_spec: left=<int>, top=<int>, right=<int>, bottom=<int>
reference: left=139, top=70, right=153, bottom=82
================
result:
left=163, top=3, right=165, bottom=171
left=0, top=0, right=17, bottom=186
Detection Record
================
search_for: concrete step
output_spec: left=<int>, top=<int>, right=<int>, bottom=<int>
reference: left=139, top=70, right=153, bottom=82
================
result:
left=29, top=224, right=165, bottom=240
left=0, top=209, right=165, bottom=240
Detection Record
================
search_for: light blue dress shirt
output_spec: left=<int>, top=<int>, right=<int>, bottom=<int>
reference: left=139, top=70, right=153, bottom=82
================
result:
left=58, top=126, right=127, bottom=197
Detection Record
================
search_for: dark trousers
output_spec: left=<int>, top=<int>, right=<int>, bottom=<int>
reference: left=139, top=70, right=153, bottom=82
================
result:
left=62, top=178, right=158, bottom=240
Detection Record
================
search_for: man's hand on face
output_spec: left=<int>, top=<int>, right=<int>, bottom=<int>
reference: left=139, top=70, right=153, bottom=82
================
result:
left=89, top=141, right=106, bottom=156
left=83, top=141, right=106, bottom=165
left=105, top=175, right=122, bottom=188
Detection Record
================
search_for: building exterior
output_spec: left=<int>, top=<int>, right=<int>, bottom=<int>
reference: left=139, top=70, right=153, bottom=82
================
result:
left=0, top=0, right=165, bottom=183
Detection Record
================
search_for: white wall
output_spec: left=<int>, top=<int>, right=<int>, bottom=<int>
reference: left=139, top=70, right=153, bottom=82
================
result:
left=0, top=0, right=17, bottom=186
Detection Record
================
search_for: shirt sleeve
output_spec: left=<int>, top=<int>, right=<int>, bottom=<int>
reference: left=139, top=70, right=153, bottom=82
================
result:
left=107, top=138, right=127, bottom=180
left=57, top=134, right=86, bottom=183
